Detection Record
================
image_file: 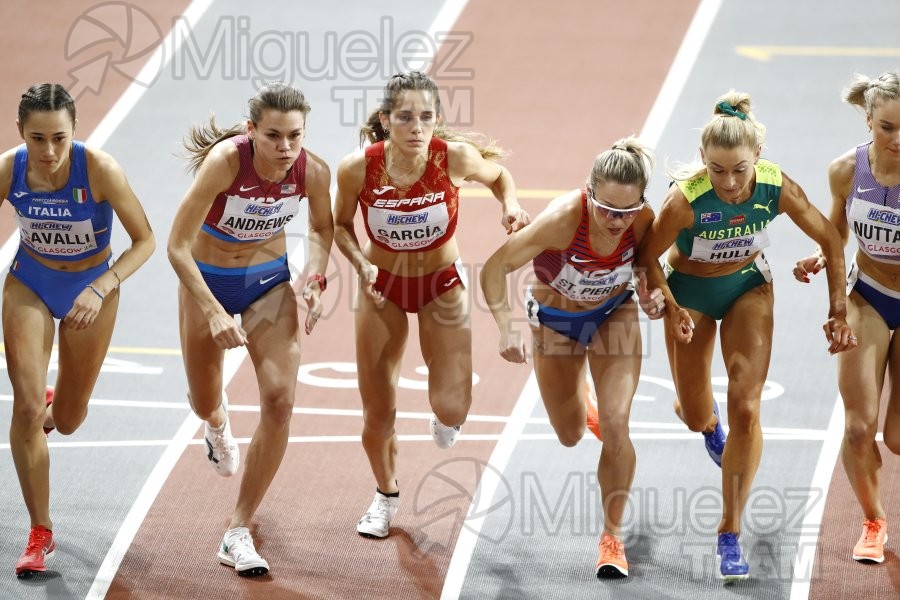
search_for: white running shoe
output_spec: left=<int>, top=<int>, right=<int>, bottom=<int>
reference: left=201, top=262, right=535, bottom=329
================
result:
left=218, top=527, right=269, bottom=576
left=357, top=491, right=400, bottom=538
left=430, top=414, right=461, bottom=449
left=204, top=393, right=239, bottom=477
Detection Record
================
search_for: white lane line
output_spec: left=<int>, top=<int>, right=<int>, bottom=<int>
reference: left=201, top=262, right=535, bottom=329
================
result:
left=789, top=395, right=844, bottom=600
left=4, top=426, right=862, bottom=451
left=440, top=1, right=723, bottom=597
left=84, top=1, right=217, bottom=598
left=442, top=373, right=541, bottom=600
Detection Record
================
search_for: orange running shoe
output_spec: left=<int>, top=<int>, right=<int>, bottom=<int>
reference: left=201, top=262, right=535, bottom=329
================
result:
left=584, top=383, right=602, bottom=441
left=42, top=387, right=55, bottom=436
left=852, top=518, right=887, bottom=563
left=596, top=531, right=628, bottom=578
left=15, top=525, right=55, bottom=577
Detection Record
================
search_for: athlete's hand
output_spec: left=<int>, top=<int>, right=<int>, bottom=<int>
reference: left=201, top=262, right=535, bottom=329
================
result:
left=793, top=254, right=825, bottom=283
left=499, top=323, right=527, bottom=363
left=208, top=311, right=247, bottom=349
left=360, top=263, right=384, bottom=305
left=637, top=272, right=665, bottom=320
left=63, top=286, right=104, bottom=330
left=501, top=205, right=531, bottom=234
left=823, top=315, right=857, bottom=354
left=302, top=285, right=323, bottom=335
left=666, top=306, right=695, bottom=344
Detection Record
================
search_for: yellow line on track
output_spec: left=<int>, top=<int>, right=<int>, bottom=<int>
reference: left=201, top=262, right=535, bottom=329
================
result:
left=736, top=45, right=900, bottom=62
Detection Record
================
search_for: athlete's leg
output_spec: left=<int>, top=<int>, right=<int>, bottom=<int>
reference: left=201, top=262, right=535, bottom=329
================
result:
left=840, top=291, right=892, bottom=519
left=882, top=329, right=900, bottom=456
left=531, top=321, right=587, bottom=448
left=664, top=308, right=718, bottom=433
left=356, top=282, right=409, bottom=494
left=229, top=281, right=300, bottom=527
left=178, top=283, right=227, bottom=427
left=718, top=282, right=773, bottom=534
left=419, top=285, right=471, bottom=430
left=4, top=275, right=57, bottom=528
left=53, top=288, right=119, bottom=434
left=588, top=301, right=641, bottom=535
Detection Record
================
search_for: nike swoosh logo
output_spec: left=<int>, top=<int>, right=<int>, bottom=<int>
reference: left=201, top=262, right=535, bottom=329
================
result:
left=443, top=277, right=459, bottom=287
left=569, top=256, right=591, bottom=263
left=240, top=185, right=258, bottom=192
left=373, top=186, right=395, bottom=196
left=259, top=274, right=279, bottom=285
left=857, top=186, right=876, bottom=194
left=12, top=191, right=27, bottom=198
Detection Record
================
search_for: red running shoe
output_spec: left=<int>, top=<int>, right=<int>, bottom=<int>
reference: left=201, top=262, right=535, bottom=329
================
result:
left=43, top=387, right=55, bottom=436
left=15, top=525, right=55, bottom=577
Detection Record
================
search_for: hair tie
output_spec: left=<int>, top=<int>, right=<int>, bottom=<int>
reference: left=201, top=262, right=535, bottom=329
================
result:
left=716, top=101, right=747, bottom=120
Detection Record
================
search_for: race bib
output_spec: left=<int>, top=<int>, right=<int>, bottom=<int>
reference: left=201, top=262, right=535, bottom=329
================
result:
left=15, top=214, right=97, bottom=257
left=848, top=198, right=900, bottom=262
left=549, top=262, right=633, bottom=302
left=690, top=230, right=770, bottom=263
left=367, top=203, right=450, bottom=251
left=215, top=193, right=301, bottom=241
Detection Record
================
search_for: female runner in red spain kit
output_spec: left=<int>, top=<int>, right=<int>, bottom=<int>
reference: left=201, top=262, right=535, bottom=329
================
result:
left=794, top=71, right=900, bottom=564
left=3, top=84, right=155, bottom=577
left=168, top=82, right=333, bottom=576
left=481, top=137, right=665, bottom=579
left=333, top=71, right=530, bottom=539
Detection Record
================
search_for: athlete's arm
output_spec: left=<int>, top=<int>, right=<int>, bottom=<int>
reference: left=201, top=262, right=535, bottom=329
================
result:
left=60, top=147, right=157, bottom=330
left=86, top=147, right=156, bottom=295
left=630, top=207, right=665, bottom=320
left=0, top=149, right=16, bottom=208
left=635, top=185, right=695, bottom=342
left=447, top=141, right=530, bottom=234
left=780, top=171, right=855, bottom=353
left=333, top=151, right=381, bottom=303
left=167, top=141, right=248, bottom=348
left=300, top=151, right=333, bottom=334
left=794, top=151, right=853, bottom=282
left=480, top=191, right=579, bottom=363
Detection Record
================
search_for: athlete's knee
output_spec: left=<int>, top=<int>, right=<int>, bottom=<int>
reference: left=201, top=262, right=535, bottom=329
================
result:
left=883, top=428, right=900, bottom=455
left=432, top=402, right=468, bottom=429
left=362, top=406, right=396, bottom=437
left=844, top=415, right=878, bottom=451
left=11, top=399, right=45, bottom=429
left=54, top=413, right=87, bottom=436
left=681, top=410, right=711, bottom=433
left=725, top=401, right=759, bottom=433
left=260, top=388, right=295, bottom=425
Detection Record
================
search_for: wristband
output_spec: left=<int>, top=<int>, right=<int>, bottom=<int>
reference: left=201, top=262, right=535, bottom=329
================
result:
left=87, top=285, right=105, bottom=300
left=306, top=274, right=327, bottom=292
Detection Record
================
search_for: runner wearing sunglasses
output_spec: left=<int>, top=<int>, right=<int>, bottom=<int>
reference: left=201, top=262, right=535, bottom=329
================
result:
left=481, top=137, right=664, bottom=580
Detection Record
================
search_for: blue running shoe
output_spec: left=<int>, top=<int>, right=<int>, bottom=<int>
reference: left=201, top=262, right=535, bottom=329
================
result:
left=717, top=532, right=749, bottom=581
left=702, top=401, right=726, bottom=467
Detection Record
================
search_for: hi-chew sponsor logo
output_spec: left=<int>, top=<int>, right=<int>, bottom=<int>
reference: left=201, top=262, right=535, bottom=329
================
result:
left=867, top=208, right=900, bottom=227
left=387, top=213, right=428, bottom=225
left=712, top=238, right=754, bottom=251
left=701, top=212, right=721, bottom=224
left=244, top=203, right=285, bottom=217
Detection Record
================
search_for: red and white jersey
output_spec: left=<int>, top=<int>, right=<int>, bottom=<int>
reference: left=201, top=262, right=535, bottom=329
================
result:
left=532, top=189, right=636, bottom=302
left=359, top=137, right=459, bottom=252
left=202, top=135, right=306, bottom=243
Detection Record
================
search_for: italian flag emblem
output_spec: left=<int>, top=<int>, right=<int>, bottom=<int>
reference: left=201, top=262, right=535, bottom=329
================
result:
left=73, top=188, right=87, bottom=204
